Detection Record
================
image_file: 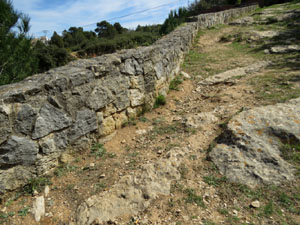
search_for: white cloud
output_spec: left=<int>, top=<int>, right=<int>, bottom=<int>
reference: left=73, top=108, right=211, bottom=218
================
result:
left=12, top=0, right=189, bottom=37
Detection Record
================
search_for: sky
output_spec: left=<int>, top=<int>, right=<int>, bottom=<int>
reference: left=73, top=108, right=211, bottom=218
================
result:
left=12, top=0, right=190, bottom=38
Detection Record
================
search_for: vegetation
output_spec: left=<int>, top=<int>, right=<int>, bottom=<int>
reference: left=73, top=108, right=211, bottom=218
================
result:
left=0, top=0, right=37, bottom=85
left=184, top=188, right=206, bottom=207
left=169, top=75, right=183, bottom=91
left=153, top=94, right=166, bottom=108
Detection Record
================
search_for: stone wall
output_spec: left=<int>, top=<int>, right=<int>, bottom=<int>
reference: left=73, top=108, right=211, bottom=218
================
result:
left=0, top=4, right=257, bottom=193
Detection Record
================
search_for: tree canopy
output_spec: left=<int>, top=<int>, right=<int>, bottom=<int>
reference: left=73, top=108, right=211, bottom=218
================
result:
left=0, top=0, right=37, bottom=85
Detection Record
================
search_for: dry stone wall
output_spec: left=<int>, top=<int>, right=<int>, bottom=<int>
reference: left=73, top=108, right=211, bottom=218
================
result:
left=0, top=4, right=257, bottom=193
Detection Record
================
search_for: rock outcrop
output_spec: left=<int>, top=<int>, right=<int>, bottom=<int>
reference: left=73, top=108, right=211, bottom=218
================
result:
left=76, top=147, right=186, bottom=225
left=210, top=98, right=300, bottom=187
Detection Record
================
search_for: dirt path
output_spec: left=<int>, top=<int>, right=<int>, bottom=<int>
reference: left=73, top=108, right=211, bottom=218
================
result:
left=1, top=2, right=300, bottom=225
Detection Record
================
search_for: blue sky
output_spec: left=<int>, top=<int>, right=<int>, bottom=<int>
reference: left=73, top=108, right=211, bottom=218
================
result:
left=12, top=0, right=190, bottom=37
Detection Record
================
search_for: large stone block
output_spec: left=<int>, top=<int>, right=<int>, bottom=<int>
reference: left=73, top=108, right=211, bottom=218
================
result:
left=86, top=85, right=112, bottom=111
left=0, top=165, right=36, bottom=193
left=113, top=91, right=130, bottom=111
left=68, top=108, right=98, bottom=142
left=99, top=116, right=116, bottom=136
left=32, top=103, right=72, bottom=139
left=129, top=89, right=145, bottom=107
left=14, top=104, right=37, bottom=135
left=0, top=136, right=39, bottom=166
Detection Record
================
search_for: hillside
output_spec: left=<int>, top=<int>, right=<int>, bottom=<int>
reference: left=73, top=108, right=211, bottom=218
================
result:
left=0, top=1, right=300, bottom=225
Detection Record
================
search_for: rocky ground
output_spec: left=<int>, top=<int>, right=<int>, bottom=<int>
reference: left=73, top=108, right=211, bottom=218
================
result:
left=1, top=2, right=300, bottom=225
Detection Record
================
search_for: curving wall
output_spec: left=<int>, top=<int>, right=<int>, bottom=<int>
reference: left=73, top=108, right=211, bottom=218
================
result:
left=0, top=4, right=257, bottom=193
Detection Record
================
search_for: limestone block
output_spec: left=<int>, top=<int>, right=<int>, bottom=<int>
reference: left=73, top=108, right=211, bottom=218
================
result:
left=32, top=196, right=45, bottom=222
left=86, top=86, right=112, bottom=111
left=114, top=91, right=130, bottom=111
left=129, top=89, right=145, bottom=107
left=38, top=134, right=57, bottom=155
left=103, top=104, right=117, bottom=117
left=122, top=59, right=135, bottom=75
left=0, top=165, right=36, bottom=193
left=130, top=76, right=144, bottom=90
left=35, top=153, right=58, bottom=175
left=210, top=97, right=300, bottom=187
left=68, top=108, right=98, bottom=142
left=0, top=136, right=39, bottom=166
left=154, top=62, right=164, bottom=80
left=32, top=103, right=72, bottom=139
left=99, top=116, right=116, bottom=136
left=14, top=104, right=37, bottom=135
left=113, top=111, right=128, bottom=129
left=126, top=107, right=137, bottom=119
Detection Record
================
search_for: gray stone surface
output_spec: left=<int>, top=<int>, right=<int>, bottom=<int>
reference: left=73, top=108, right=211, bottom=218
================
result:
left=68, top=108, right=98, bottom=142
left=32, top=196, right=45, bottom=222
left=14, top=104, right=36, bottom=135
left=210, top=98, right=300, bottom=187
left=32, top=103, right=72, bottom=139
left=0, top=108, right=11, bottom=145
left=76, top=147, right=186, bottom=225
left=199, top=61, right=270, bottom=85
left=269, top=45, right=300, bottom=54
left=38, top=134, right=57, bottom=155
left=129, top=89, right=145, bottom=107
left=0, top=136, right=39, bottom=166
left=86, top=85, right=112, bottom=111
left=184, top=112, right=219, bottom=129
left=229, top=16, right=254, bottom=25
left=0, top=165, right=36, bottom=193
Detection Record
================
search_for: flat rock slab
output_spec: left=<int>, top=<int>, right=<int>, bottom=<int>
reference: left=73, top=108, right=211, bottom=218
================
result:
left=229, top=16, right=254, bottom=25
left=76, top=147, right=187, bottom=225
left=269, top=45, right=300, bottom=54
left=210, top=98, right=300, bottom=187
left=199, top=61, right=270, bottom=85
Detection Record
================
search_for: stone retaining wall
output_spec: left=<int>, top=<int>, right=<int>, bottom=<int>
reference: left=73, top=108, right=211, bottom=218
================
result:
left=0, top=4, right=257, bottom=192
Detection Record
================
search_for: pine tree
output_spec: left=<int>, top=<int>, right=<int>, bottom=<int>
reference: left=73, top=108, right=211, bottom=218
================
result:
left=0, top=0, right=37, bottom=85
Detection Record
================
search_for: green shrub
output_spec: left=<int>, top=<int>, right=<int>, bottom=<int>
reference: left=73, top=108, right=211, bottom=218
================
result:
left=169, top=76, right=183, bottom=91
left=154, top=94, right=166, bottom=108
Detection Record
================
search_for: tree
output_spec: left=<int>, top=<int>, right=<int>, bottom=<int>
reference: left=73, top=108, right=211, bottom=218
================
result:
left=95, top=20, right=117, bottom=38
left=0, top=0, right=37, bottom=85
left=50, top=31, right=64, bottom=48
left=113, top=22, right=126, bottom=34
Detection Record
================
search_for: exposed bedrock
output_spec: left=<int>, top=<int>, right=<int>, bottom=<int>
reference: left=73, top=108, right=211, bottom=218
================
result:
left=210, top=98, right=300, bottom=187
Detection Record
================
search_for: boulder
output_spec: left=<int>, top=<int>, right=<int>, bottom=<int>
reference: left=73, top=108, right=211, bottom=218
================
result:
left=210, top=98, right=300, bottom=187
left=0, top=165, right=36, bottom=193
